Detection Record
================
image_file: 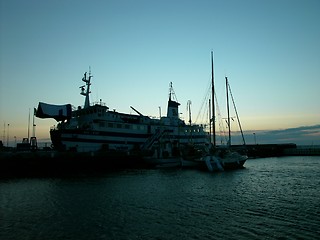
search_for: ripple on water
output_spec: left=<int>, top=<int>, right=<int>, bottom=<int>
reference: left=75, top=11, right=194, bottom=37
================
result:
left=0, top=157, right=319, bottom=240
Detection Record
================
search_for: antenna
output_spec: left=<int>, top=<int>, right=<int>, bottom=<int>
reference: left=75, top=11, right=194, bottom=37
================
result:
left=28, top=109, right=30, bottom=142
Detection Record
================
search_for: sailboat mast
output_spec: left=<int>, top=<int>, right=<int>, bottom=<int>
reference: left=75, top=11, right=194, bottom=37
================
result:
left=211, top=51, right=216, bottom=147
left=226, top=77, right=231, bottom=146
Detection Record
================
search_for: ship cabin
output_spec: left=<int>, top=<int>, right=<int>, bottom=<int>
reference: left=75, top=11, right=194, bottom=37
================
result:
left=72, top=102, right=109, bottom=118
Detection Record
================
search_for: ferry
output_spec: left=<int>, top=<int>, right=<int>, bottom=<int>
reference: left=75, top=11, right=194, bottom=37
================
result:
left=36, top=71, right=210, bottom=155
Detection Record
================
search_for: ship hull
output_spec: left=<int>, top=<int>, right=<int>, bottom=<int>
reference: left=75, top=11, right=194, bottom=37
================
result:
left=201, top=152, right=248, bottom=172
left=50, top=128, right=209, bottom=153
left=222, top=159, right=246, bottom=170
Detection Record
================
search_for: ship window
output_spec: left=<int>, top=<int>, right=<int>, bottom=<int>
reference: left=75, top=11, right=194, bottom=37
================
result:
left=108, top=123, right=113, bottom=128
left=125, top=124, right=130, bottom=129
left=99, top=122, right=105, bottom=127
left=117, top=124, right=122, bottom=128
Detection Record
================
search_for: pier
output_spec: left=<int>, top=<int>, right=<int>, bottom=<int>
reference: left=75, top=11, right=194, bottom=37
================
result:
left=231, top=143, right=320, bottom=158
left=283, top=145, right=320, bottom=156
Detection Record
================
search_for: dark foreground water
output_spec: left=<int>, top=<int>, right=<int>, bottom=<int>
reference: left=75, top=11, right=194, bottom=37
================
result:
left=1, top=156, right=319, bottom=240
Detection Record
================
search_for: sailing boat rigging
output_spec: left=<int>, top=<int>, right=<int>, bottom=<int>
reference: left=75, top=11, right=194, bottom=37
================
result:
left=180, top=52, right=247, bottom=171
left=204, top=51, right=248, bottom=171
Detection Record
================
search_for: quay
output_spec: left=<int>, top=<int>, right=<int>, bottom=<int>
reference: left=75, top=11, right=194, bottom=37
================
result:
left=283, top=145, right=320, bottom=156
left=0, top=148, right=145, bottom=177
left=1, top=142, right=319, bottom=177
left=229, top=143, right=320, bottom=158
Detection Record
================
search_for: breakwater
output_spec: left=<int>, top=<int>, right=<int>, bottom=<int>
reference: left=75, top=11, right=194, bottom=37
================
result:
left=283, top=145, right=320, bottom=156
left=232, top=143, right=320, bottom=158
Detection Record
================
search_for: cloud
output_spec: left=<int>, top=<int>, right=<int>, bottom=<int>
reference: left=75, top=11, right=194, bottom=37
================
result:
left=246, top=125, right=320, bottom=145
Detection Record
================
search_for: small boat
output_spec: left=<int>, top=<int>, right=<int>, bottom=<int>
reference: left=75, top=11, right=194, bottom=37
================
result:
left=142, top=140, right=182, bottom=168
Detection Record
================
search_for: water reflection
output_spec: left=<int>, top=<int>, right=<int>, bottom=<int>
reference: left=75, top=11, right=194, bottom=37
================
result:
left=0, top=157, right=319, bottom=240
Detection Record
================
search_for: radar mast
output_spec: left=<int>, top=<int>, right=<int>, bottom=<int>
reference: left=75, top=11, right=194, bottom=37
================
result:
left=80, top=68, right=92, bottom=108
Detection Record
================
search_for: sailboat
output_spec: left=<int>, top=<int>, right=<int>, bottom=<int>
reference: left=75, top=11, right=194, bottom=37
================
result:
left=203, top=51, right=248, bottom=171
left=179, top=52, right=247, bottom=171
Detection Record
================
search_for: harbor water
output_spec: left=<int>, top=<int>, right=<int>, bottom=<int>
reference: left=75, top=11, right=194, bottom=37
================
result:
left=1, top=156, right=319, bottom=240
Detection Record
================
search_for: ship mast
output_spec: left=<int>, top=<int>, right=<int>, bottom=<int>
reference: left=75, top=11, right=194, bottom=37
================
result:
left=80, top=69, right=92, bottom=109
left=211, top=51, right=216, bottom=148
left=226, top=76, right=231, bottom=146
left=168, top=82, right=177, bottom=101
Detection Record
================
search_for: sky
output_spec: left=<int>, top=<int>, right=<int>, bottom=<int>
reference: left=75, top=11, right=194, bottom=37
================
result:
left=1, top=0, right=319, bottom=146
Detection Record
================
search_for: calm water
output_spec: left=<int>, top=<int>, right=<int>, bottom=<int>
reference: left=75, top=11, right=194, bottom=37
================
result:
left=1, top=156, right=319, bottom=240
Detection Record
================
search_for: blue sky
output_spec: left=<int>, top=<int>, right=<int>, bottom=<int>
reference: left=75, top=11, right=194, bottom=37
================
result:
left=1, top=0, right=319, bottom=145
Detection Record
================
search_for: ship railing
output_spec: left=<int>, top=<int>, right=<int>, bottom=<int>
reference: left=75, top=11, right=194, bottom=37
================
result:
left=91, top=101, right=107, bottom=106
left=74, top=101, right=108, bottom=111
